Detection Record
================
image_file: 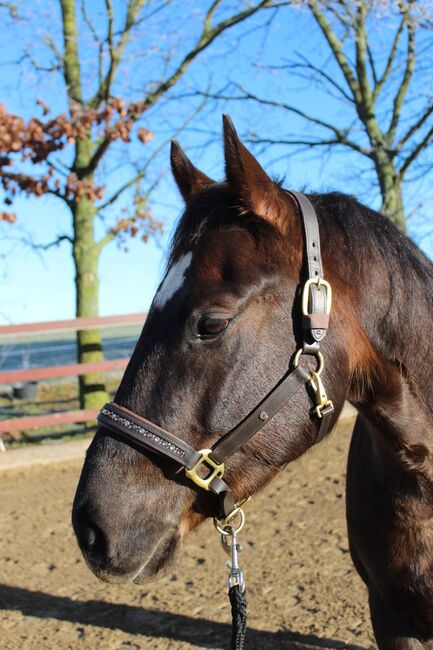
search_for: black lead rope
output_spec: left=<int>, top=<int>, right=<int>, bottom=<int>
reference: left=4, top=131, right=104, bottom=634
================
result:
left=229, top=585, right=247, bottom=650
left=214, top=511, right=248, bottom=650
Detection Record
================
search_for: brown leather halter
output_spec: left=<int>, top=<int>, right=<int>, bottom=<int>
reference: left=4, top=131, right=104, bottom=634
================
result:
left=97, top=191, right=334, bottom=521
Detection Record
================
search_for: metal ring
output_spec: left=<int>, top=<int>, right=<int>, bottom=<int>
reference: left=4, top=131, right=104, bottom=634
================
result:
left=213, top=509, right=245, bottom=536
left=293, top=348, right=324, bottom=375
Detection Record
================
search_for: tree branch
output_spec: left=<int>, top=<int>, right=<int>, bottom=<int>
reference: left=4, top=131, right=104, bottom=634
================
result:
left=308, top=0, right=361, bottom=104
left=36, top=234, right=73, bottom=250
left=88, top=0, right=148, bottom=108
left=399, top=124, right=433, bottom=177
left=0, top=2, right=18, bottom=20
left=84, top=0, right=277, bottom=175
left=373, top=16, right=405, bottom=99
left=246, top=135, right=361, bottom=149
left=354, top=3, right=372, bottom=106
left=137, top=0, right=277, bottom=111
left=23, top=46, right=61, bottom=73
left=0, top=169, right=72, bottom=207
left=198, top=85, right=371, bottom=156
left=396, top=103, right=433, bottom=151
left=59, top=0, right=83, bottom=106
left=81, top=0, right=101, bottom=44
left=387, top=3, right=416, bottom=141
left=286, top=54, right=354, bottom=103
left=96, top=173, right=162, bottom=251
left=99, top=93, right=206, bottom=211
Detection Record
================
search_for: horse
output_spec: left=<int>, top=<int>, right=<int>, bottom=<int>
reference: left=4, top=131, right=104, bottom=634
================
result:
left=72, top=115, right=433, bottom=649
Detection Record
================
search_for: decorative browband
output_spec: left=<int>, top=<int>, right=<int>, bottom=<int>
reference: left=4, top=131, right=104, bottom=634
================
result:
left=99, top=405, right=187, bottom=459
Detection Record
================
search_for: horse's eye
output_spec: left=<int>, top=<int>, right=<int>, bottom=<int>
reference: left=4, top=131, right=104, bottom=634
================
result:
left=197, top=315, right=231, bottom=339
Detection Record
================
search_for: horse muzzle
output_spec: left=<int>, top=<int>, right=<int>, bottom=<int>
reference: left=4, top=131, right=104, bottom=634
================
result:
left=72, top=500, right=182, bottom=583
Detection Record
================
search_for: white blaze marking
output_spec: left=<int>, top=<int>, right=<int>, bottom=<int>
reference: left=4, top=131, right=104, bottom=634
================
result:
left=153, top=252, right=193, bottom=310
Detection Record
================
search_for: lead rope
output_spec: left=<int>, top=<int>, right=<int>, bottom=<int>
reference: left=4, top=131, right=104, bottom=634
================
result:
left=214, top=509, right=248, bottom=650
left=229, top=585, right=247, bottom=649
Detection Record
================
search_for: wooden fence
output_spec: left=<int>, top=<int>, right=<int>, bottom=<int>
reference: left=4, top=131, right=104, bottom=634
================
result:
left=0, top=313, right=146, bottom=437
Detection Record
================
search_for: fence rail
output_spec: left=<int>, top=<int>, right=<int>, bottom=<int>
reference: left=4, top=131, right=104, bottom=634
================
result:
left=0, top=410, right=99, bottom=433
left=0, top=313, right=145, bottom=440
left=0, top=358, right=128, bottom=384
left=0, top=312, right=147, bottom=338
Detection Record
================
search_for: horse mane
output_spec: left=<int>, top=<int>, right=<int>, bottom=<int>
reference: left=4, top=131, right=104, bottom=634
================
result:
left=312, top=191, right=433, bottom=297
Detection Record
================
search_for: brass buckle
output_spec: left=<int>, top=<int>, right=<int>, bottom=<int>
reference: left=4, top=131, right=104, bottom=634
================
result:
left=302, top=278, right=332, bottom=316
left=309, top=371, right=333, bottom=419
left=185, top=449, right=224, bottom=490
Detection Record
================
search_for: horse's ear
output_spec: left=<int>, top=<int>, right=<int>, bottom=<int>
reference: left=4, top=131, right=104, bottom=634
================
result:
left=170, top=140, right=214, bottom=203
left=223, top=115, right=289, bottom=231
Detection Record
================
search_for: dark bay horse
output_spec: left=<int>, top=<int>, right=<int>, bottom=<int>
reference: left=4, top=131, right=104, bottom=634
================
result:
left=73, top=116, right=433, bottom=649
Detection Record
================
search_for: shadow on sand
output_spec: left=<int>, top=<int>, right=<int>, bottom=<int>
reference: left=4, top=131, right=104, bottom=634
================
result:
left=0, top=583, right=370, bottom=650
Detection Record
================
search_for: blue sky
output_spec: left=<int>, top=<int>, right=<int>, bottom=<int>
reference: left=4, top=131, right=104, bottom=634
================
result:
left=0, top=1, right=431, bottom=325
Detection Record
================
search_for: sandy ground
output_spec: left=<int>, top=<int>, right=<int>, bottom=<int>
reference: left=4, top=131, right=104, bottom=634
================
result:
left=0, top=416, right=375, bottom=650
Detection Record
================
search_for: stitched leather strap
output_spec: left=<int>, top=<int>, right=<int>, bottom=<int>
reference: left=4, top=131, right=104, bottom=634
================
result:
left=288, top=191, right=329, bottom=342
left=210, top=365, right=310, bottom=465
left=315, top=403, right=334, bottom=445
left=289, top=191, right=323, bottom=280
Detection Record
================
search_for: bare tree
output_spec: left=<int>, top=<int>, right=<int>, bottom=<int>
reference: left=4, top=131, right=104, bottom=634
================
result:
left=208, top=0, right=433, bottom=231
left=0, top=0, right=280, bottom=409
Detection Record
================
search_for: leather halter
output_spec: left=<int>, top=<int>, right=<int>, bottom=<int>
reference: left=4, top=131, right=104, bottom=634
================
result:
left=97, top=191, right=334, bottom=521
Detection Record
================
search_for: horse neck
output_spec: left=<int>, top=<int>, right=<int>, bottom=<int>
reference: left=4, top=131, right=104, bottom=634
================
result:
left=332, top=208, right=433, bottom=472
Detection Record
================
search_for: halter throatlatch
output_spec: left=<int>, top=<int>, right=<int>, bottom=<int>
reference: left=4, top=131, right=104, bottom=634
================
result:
left=96, top=191, right=334, bottom=650
left=97, top=190, right=334, bottom=522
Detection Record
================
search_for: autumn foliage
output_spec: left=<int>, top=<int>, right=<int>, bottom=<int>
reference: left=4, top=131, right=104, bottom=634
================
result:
left=0, top=100, right=157, bottom=237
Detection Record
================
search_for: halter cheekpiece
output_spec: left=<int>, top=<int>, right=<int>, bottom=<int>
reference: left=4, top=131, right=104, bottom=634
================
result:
left=97, top=191, right=335, bottom=522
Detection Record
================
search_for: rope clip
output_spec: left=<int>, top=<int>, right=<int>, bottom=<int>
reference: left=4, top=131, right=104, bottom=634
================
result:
left=215, top=509, right=246, bottom=593
left=222, top=526, right=245, bottom=592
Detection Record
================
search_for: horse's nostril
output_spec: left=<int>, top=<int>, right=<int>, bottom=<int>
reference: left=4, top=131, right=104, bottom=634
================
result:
left=85, top=523, right=106, bottom=562
left=88, top=527, right=107, bottom=567
left=83, top=524, right=98, bottom=553
left=85, top=525, right=97, bottom=551
left=74, top=511, right=108, bottom=566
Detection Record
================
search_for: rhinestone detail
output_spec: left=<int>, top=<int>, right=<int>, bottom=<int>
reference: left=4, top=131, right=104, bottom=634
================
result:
left=100, top=407, right=186, bottom=458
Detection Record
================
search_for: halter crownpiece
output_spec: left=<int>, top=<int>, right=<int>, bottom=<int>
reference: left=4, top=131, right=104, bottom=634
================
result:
left=97, top=191, right=334, bottom=522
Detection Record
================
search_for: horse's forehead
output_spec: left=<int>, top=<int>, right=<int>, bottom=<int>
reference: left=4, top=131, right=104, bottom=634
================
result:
left=153, top=251, right=193, bottom=310
left=193, top=227, right=261, bottom=286
left=153, top=228, right=265, bottom=312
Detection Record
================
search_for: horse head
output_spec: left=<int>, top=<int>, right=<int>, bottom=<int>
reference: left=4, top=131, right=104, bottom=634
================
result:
left=72, top=116, right=352, bottom=584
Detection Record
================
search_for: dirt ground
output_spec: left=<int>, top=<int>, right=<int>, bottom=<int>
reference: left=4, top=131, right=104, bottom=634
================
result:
left=0, top=416, right=375, bottom=650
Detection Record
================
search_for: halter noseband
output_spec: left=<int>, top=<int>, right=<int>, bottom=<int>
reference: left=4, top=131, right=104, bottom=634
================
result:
left=97, top=191, right=334, bottom=521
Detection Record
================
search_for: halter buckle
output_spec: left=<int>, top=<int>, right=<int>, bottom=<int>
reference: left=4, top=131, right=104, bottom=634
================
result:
left=309, top=371, right=334, bottom=419
left=185, top=449, right=224, bottom=490
left=302, top=278, right=332, bottom=316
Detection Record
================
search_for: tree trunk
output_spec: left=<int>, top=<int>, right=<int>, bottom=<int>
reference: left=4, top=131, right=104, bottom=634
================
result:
left=72, top=135, right=108, bottom=411
left=373, top=153, right=406, bottom=232
left=72, top=194, right=108, bottom=410
left=380, top=182, right=405, bottom=233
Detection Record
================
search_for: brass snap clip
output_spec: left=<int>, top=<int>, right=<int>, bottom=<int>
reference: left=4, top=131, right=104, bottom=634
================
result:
left=309, top=371, right=334, bottom=419
left=215, top=510, right=246, bottom=593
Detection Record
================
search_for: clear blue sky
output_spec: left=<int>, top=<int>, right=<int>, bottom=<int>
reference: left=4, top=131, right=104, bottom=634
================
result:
left=0, top=1, right=431, bottom=325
